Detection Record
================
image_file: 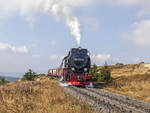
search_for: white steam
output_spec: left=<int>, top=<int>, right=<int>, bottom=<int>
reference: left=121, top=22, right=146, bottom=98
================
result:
left=67, top=17, right=81, bottom=46
left=47, top=1, right=82, bottom=46
left=0, top=0, right=84, bottom=46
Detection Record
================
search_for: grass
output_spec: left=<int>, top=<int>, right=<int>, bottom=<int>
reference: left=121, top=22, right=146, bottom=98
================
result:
left=104, top=74, right=150, bottom=103
left=0, top=76, right=93, bottom=113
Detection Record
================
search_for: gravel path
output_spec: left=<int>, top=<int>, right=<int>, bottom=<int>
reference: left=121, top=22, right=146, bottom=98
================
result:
left=63, top=86, right=150, bottom=113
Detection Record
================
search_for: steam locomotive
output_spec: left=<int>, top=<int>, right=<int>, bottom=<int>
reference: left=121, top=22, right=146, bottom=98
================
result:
left=48, top=47, right=91, bottom=86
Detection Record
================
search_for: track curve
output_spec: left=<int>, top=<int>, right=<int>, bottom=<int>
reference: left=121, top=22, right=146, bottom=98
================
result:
left=63, top=85, right=150, bottom=113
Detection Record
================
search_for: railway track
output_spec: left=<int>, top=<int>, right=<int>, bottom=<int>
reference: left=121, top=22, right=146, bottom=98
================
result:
left=63, top=85, right=150, bottom=113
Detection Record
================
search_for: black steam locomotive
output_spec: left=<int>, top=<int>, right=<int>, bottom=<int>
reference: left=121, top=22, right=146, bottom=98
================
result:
left=63, top=47, right=91, bottom=74
left=48, top=47, right=91, bottom=86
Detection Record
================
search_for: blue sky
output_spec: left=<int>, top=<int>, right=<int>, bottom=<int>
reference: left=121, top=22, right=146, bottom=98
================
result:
left=0, top=0, right=150, bottom=73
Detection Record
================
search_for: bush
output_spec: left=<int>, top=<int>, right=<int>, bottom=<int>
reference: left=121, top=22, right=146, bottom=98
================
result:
left=90, top=63, right=112, bottom=83
left=22, top=69, right=38, bottom=81
left=139, top=62, right=144, bottom=64
left=90, top=64, right=99, bottom=81
left=0, top=77, right=7, bottom=85
left=116, top=63, right=124, bottom=66
left=98, top=64, right=112, bottom=83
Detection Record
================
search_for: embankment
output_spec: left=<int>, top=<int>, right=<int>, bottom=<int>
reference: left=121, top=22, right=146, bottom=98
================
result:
left=0, top=76, right=92, bottom=113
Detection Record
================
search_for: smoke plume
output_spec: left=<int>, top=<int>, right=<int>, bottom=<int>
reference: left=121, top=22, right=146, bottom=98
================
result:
left=0, top=0, right=87, bottom=46
left=46, top=1, right=82, bottom=46
left=67, top=17, right=81, bottom=46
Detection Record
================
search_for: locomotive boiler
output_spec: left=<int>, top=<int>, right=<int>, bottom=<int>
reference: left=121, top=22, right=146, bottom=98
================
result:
left=48, top=47, right=91, bottom=86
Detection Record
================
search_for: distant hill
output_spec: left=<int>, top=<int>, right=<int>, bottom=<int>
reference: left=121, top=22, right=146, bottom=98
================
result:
left=0, top=72, right=24, bottom=78
left=0, top=76, right=20, bottom=82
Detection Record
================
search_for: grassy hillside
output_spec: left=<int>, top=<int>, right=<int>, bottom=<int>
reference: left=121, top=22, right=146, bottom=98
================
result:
left=0, top=76, right=92, bottom=113
left=101, top=64, right=150, bottom=103
left=104, top=74, right=150, bottom=103
left=109, top=63, right=150, bottom=78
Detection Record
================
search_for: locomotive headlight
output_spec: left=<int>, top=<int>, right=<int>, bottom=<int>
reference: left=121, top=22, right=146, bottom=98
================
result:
left=84, top=68, right=88, bottom=72
left=72, top=68, right=75, bottom=71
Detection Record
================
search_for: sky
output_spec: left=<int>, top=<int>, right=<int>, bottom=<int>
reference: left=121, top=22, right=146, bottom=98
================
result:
left=0, top=0, right=150, bottom=74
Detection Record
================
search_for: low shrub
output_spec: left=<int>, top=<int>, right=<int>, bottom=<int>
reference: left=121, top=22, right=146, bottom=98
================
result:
left=22, top=69, right=38, bottom=81
left=99, top=64, right=112, bottom=83
left=116, top=63, right=124, bottom=66
left=0, top=77, right=7, bottom=85
left=90, top=64, right=99, bottom=81
left=90, top=63, right=112, bottom=83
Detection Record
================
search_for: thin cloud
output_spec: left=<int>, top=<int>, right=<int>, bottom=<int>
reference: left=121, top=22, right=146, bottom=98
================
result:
left=49, top=54, right=59, bottom=60
left=49, top=54, right=65, bottom=61
left=80, top=16, right=100, bottom=32
left=0, top=42, right=28, bottom=54
left=50, top=40, right=57, bottom=48
left=123, top=19, right=150, bottom=47
left=91, top=54, right=111, bottom=65
left=32, top=54, right=40, bottom=58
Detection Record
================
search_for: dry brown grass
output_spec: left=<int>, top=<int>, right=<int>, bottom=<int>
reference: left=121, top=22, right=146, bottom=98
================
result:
left=0, top=76, right=92, bottom=113
left=104, top=74, right=150, bottom=103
